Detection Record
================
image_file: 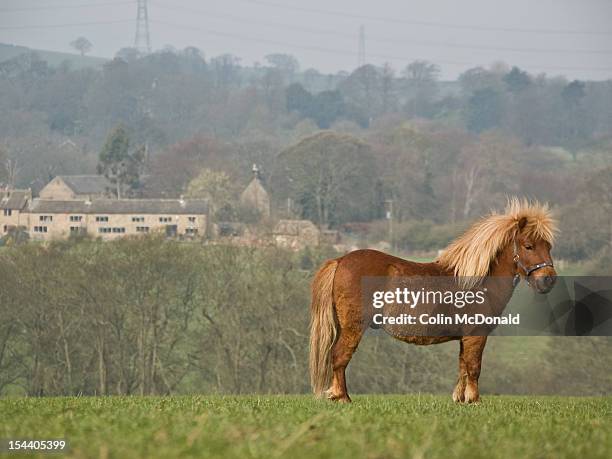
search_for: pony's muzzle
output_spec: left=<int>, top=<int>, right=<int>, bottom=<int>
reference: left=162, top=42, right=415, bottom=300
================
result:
left=533, top=271, right=557, bottom=294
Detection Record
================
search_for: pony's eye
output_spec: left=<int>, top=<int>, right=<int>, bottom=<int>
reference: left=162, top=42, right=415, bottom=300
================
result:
left=525, top=245, right=534, bottom=251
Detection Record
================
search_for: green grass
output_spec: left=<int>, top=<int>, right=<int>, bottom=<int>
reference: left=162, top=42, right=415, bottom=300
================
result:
left=1, top=395, right=610, bottom=459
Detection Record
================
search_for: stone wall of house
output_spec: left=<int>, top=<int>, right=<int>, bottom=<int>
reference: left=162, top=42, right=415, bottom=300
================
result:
left=27, top=212, right=207, bottom=241
left=38, top=178, right=77, bottom=200
left=0, top=209, right=28, bottom=235
left=273, top=219, right=320, bottom=250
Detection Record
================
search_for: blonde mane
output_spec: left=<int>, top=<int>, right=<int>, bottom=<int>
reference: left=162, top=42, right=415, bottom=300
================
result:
left=436, top=198, right=558, bottom=288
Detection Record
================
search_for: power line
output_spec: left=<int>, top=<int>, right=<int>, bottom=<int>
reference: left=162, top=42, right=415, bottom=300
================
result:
left=233, top=0, right=612, bottom=37
left=148, top=1, right=612, bottom=56
left=150, top=19, right=612, bottom=73
left=0, top=1, right=135, bottom=12
left=0, top=19, right=133, bottom=30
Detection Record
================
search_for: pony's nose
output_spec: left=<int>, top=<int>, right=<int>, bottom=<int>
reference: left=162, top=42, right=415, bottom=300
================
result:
left=536, top=274, right=556, bottom=293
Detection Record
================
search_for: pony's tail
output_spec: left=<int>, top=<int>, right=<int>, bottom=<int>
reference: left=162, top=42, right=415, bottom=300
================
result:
left=309, top=259, right=339, bottom=398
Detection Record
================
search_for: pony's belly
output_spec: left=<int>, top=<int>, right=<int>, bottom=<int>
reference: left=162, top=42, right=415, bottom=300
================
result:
left=393, top=335, right=459, bottom=345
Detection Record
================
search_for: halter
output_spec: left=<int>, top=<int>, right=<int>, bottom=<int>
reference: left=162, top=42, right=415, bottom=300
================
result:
left=512, top=239, right=554, bottom=287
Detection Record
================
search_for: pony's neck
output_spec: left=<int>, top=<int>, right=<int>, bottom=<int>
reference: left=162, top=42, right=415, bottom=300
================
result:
left=490, top=243, right=517, bottom=278
left=482, top=242, right=518, bottom=311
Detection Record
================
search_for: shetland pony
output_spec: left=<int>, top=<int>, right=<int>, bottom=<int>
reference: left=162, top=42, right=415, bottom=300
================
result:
left=309, top=199, right=557, bottom=403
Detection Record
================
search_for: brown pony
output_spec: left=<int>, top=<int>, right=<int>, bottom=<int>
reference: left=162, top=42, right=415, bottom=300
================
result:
left=309, top=199, right=558, bottom=403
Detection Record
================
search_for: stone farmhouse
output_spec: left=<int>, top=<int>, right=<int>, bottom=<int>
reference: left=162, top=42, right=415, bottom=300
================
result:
left=0, top=188, right=31, bottom=234
left=39, top=175, right=114, bottom=201
left=0, top=176, right=208, bottom=241
left=1, top=170, right=336, bottom=250
left=27, top=199, right=208, bottom=241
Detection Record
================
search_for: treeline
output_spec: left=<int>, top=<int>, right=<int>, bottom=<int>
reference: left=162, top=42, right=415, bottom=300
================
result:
left=1, top=49, right=611, bottom=187
left=1, top=50, right=611, bottom=150
left=1, top=238, right=611, bottom=397
left=1, top=48, right=611, bottom=265
left=0, top=238, right=317, bottom=396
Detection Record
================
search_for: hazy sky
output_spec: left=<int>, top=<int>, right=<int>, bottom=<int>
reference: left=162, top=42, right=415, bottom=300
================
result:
left=1, top=0, right=611, bottom=80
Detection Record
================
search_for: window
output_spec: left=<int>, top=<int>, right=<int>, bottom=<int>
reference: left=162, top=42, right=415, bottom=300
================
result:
left=96, top=216, right=109, bottom=222
left=70, top=215, right=82, bottom=222
left=2, top=225, right=7, bottom=232
left=39, top=215, right=52, bottom=222
left=132, top=216, right=145, bottom=222
left=70, top=226, right=81, bottom=233
left=188, top=216, right=196, bottom=223
left=100, top=227, right=126, bottom=234
left=3, top=209, right=12, bottom=216
left=136, top=226, right=149, bottom=233
left=185, top=228, right=198, bottom=235
left=33, top=226, right=48, bottom=233
left=159, top=216, right=172, bottom=223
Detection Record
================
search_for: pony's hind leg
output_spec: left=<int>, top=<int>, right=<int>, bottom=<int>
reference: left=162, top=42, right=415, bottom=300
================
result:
left=327, top=314, right=364, bottom=403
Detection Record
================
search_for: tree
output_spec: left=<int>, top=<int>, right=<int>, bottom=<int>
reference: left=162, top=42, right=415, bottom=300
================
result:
left=403, top=60, right=439, bottom=82
left=466, top=88, right=504, bottom=133
left=115, top=47, right=141, bottom=63
left=273, top=131, right=378, bottom=226
left=504, top=66, right=531, bottom=93
left=97, top=125, right=144, bottom=198
left=0, top=148, right=20, bottom=188
left=144, top=136, right=234, bottom=198
left=312, top=90, right=346, bottom=128
left=0, top=147, right=7, bottom=185
left=381, top=63, right=397, bottom=113
left=265, top=54, right=299, bottom=83
left=285, top=83, right=314, bottom=117
left=561, top=80, right=590, bottom=157
left=70, top=37, right=92, bottom=56
left=339, top=64, right=382, bottom=123
left=185, top=169, right=236, bottom=218
left=402, top=60, right=440, bottom=117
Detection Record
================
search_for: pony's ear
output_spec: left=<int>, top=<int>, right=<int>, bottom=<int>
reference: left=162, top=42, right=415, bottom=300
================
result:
left=518, top=216, right=528, bottom=231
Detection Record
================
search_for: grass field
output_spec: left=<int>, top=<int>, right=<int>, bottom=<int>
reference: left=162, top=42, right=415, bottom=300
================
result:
left=1, top=395, right=610, bottom=459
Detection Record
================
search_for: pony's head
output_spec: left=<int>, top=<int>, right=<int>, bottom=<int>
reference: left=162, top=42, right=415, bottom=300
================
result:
left=509, top=200, right=557, bottom=293
left=437, top=198, right=558, bottom=293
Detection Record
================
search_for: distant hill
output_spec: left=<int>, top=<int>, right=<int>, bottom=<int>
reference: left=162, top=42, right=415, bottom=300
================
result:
left=0, top=43, right=107, bottom=69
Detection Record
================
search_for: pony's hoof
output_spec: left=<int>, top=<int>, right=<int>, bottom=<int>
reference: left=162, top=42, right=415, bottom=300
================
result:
left=327, top=393, right=351, bottom=403
left=452, top=386, right=465, bottom=403
left=463, top=386, right=480, bottom=404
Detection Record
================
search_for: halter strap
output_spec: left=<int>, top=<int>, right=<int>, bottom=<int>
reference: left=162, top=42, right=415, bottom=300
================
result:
left=512, top=240, right=554, bottom=287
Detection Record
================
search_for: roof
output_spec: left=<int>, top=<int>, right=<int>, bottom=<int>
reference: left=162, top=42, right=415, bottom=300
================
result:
left=273, top=219, right=319, bottom=236
left=241, top=177, right=269, bottom=200
left=0, top=189, right=30, bottom=210
left=29, top=198, right=209, bottom=215
left=56, top=175, right=113, bottom=195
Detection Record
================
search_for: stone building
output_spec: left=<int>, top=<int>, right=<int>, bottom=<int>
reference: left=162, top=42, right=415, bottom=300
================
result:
left=273, top=219, right=320, bottom=250
left=1, top=176, right=208, bottom=242
left=39, top=175, right=114, bottom=201
left=240, top=164, right=270, bottom=218
left=27, top=198, right=208, bottom=241
left=0, top=188, right=31, bottom=235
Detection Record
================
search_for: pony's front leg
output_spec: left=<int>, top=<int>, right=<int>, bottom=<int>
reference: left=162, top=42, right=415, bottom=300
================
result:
left=456, top=336, right=488, bottom=404
left=452, top=342, right=467, bottom=403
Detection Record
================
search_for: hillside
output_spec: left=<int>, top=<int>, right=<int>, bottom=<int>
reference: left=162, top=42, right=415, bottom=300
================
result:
left=0, top=42, right=107, bottom=69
